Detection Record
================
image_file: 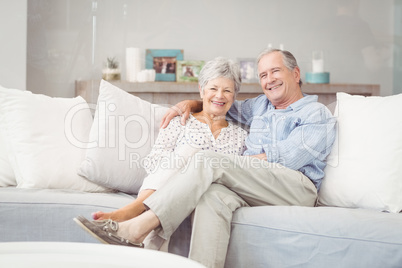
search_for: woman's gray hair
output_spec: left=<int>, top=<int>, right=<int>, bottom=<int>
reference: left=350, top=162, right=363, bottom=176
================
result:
left=256, top=48, right=303, bottom=87
left=198, top=57, right=241, bottom=96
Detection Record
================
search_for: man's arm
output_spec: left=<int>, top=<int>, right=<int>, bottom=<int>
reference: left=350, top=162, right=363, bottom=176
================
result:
left=262, top=109, right=336, bottom=170
left=160, top=100, right=203, bottom=128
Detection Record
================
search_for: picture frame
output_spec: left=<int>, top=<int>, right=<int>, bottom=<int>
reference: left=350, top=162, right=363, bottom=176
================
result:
left=238, top=58, right=258, bottom=83
left=176, top=60, right=205, bottom=82
left=146, top=49, right=184, bottom=81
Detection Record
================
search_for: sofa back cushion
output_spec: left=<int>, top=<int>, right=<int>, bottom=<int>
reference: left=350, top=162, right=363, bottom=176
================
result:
left=318, top=92, right=402, bottom=213
left=0, top=85, right=24, bottom=187
left=0, top=86, right=109, bottom=192
left=78, top=80, right=169, bottom=194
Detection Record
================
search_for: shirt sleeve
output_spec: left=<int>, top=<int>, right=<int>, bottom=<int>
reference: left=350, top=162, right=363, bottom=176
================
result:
left=226, top=98, right=256, bottom=126
left=143, top=117, right=183, bottom=173
left=262, top=106, right=336, bottom=171
left=240, top=128, right=248, bottom=155
left=238, top=125, right=249, bottom=155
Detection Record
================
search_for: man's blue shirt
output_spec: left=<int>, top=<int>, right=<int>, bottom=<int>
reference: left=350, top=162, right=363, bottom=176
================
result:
left=227, top=94, right=337, bottom=190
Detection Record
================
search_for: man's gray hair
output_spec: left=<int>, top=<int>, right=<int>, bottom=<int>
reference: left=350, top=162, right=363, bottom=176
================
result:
left=256, top=48, right=303, bottom=87
left=198, top=57, right=242, bottom=96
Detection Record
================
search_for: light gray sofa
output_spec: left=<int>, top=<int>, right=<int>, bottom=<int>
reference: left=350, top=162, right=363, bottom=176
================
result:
left=1, top=82, right=402, bottom=267
left=1, top=187, right=401, bottom=268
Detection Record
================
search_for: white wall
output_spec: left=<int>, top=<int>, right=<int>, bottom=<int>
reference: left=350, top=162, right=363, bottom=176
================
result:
left=22, top=0, right=397, bottom=97
left=394, top=0, right=402, bottom=94
left=0, top=0, right=27, bottom=90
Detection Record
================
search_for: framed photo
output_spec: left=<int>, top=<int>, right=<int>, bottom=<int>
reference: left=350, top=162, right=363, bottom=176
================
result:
left=176, top=60, right=205, bottom=82
left=146, top=49, right=184, bottom=81
left=238, top=58, right=258, bottom=83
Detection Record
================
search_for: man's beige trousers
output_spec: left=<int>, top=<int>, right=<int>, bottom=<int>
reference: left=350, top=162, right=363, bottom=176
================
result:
left=144, top=151, right=317, bottom=268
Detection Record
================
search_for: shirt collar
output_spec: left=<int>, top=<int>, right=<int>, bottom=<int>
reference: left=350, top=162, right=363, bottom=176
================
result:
left=287, top=94, right=318, bottom=111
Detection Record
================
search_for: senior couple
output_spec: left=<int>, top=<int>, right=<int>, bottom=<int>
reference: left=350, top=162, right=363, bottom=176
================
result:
left=75, top=48, right=337, bottom=268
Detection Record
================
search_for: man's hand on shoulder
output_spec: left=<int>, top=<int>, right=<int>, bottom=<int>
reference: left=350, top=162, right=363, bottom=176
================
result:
left=160, top=105, right=187, bottom=129
left=160, top=100, right=202, bottom=128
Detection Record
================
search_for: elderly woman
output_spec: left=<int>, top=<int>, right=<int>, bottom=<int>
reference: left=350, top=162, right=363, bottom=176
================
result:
left=89, top=57, right=247, bottom=223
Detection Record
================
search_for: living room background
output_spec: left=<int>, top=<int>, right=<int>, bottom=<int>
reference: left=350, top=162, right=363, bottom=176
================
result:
left=1, top=0, right=401, bottom=97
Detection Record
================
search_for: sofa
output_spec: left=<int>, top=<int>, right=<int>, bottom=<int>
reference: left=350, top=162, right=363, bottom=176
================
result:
left=1, top=80, right=402, bottom=268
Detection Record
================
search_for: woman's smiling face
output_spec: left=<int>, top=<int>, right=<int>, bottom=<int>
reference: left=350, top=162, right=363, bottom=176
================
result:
left=200, top=77, right=235, bottom=118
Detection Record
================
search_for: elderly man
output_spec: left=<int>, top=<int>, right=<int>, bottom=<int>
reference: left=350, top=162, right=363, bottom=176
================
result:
left=74, top=49, right=336, bottom=268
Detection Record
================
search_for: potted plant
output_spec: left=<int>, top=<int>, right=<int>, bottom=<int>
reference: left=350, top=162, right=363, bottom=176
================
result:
left=102, top=57, right=121, bottom=80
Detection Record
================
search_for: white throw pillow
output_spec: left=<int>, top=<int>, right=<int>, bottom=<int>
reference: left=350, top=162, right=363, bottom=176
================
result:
left=78, top=80, right=169, bottom=194
left=318, top=92, right=402, bottom=213
left=0, top=89, right=109, bottom=192
left=0, top=129, right=15, bottom=187
left=0, top=86, right=28, bottom=187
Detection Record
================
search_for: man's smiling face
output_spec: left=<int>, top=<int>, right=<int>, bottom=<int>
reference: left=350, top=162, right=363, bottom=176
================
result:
left=257, top=51, right=301, bottom=109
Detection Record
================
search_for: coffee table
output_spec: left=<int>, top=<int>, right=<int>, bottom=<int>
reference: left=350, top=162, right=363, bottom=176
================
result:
left=0, top=242, right=205, bottom=267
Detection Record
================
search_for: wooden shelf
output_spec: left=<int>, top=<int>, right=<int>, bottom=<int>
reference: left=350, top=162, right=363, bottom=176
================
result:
left=301, top=83, right=380, bottom=95
left=75, top=80, right=380, bottom=112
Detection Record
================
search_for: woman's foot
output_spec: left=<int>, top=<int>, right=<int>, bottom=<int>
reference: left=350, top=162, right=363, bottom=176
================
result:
left=92, top=204, right=145, bottom=222
left=92, top=211, right=124, bottom=222
left=92, top=190, right=155, bottom=222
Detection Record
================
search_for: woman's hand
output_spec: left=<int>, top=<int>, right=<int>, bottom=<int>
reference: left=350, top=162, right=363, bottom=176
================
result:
left=250, top=153, right=267, bottom=161
left=160, top=100, right=203, bottom=128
